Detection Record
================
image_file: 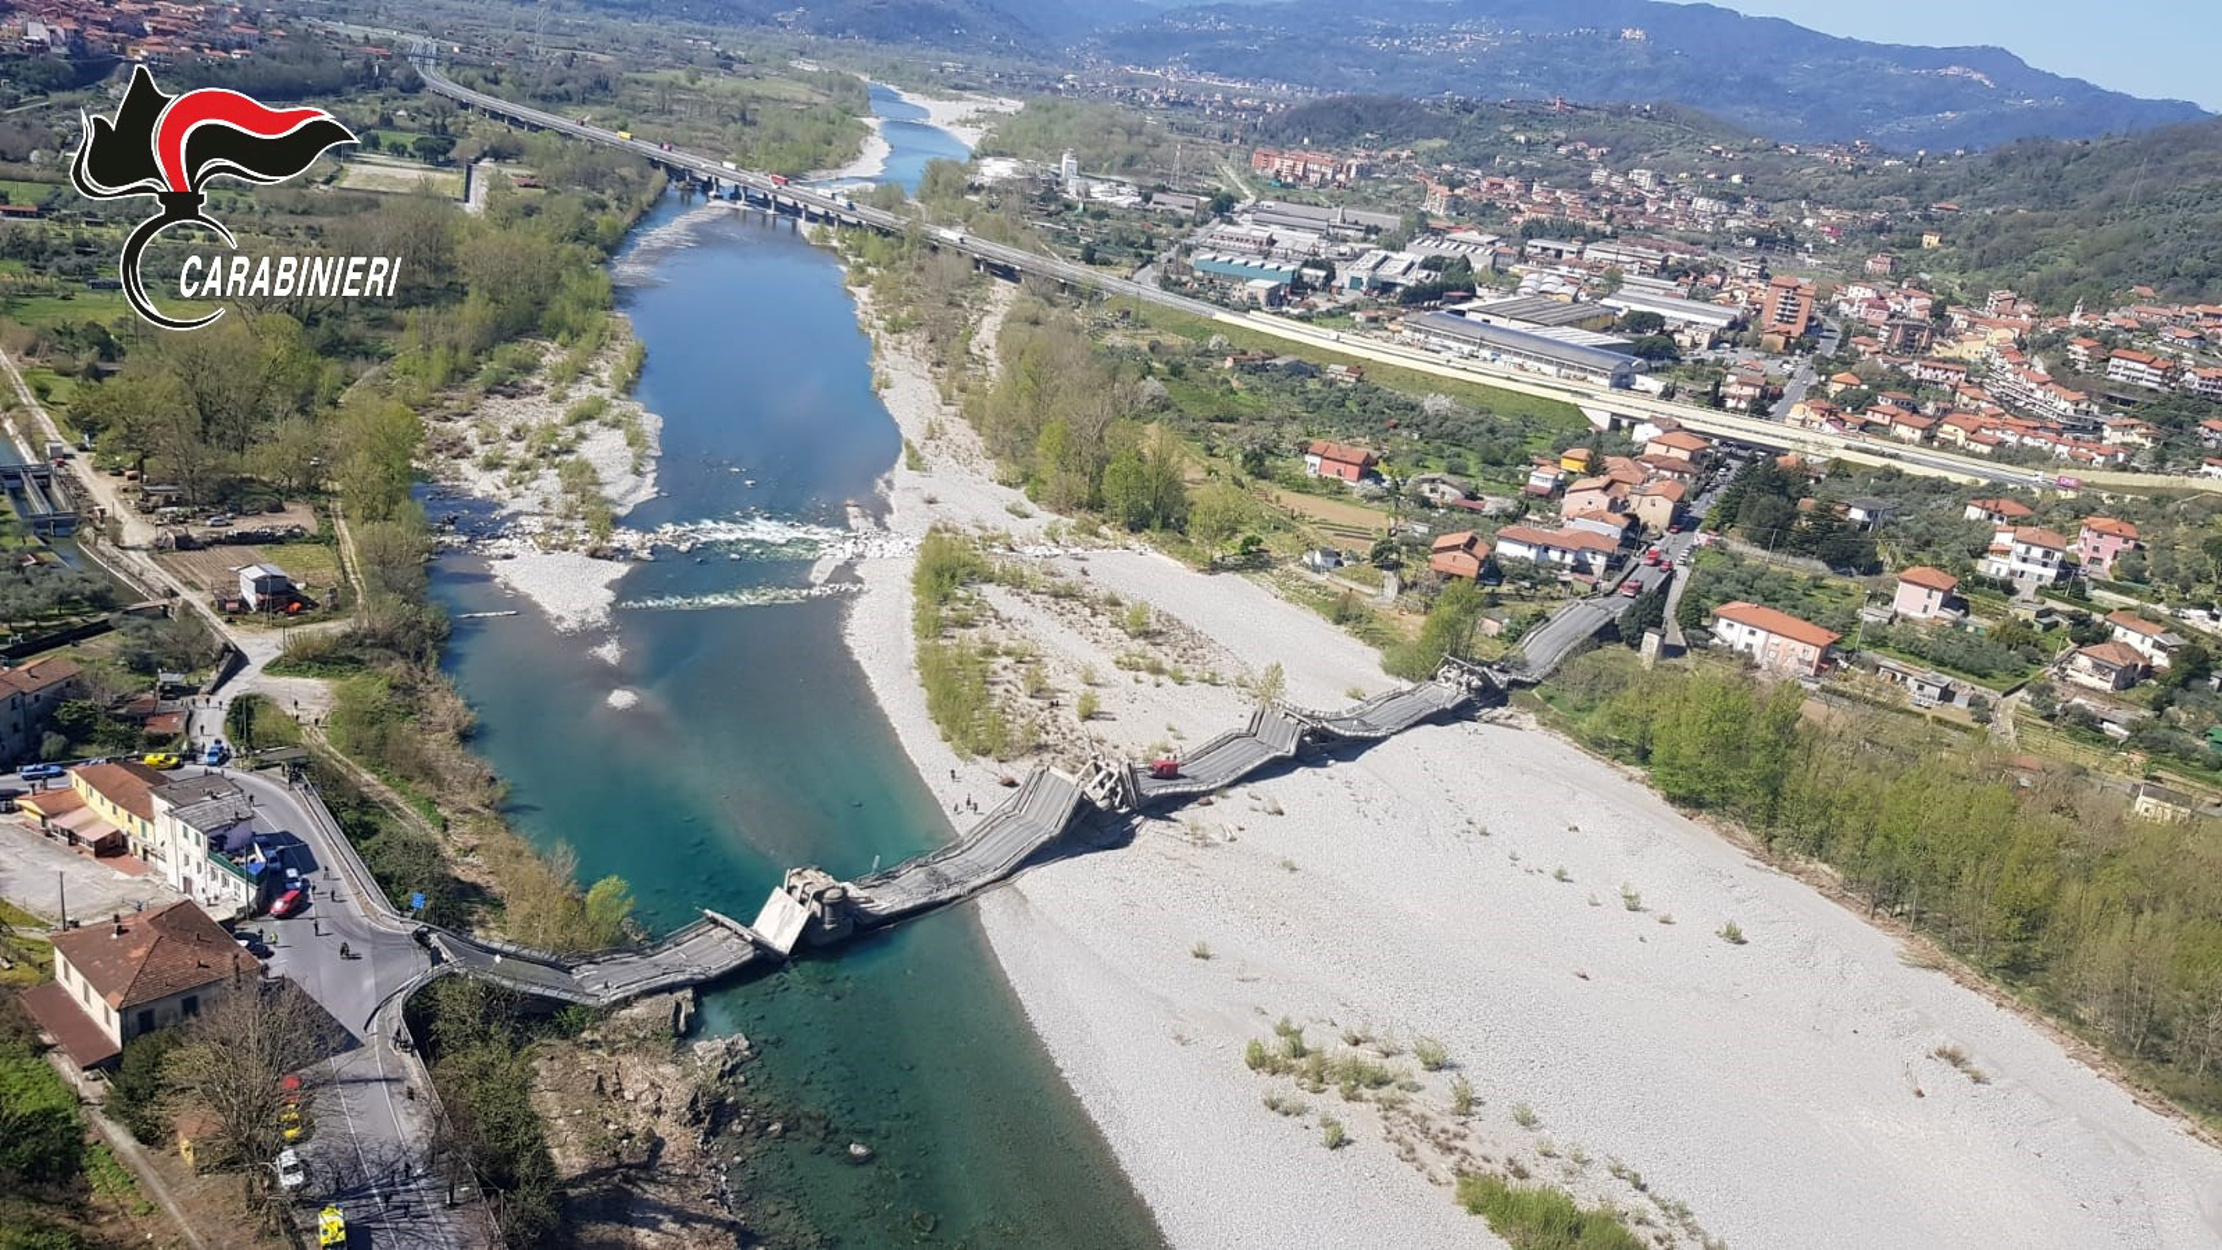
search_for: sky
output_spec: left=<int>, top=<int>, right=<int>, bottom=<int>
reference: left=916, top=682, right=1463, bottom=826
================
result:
left=1702, top=1, right=2222, bottom=110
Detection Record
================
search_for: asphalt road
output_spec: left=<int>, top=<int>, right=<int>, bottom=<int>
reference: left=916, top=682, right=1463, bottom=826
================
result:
left=1513, top=471, right=1727, bottom=675
left=219, top=769, right=479, bottom=1248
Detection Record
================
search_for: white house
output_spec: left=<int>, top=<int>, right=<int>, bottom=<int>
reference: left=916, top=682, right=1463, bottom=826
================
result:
left=2106, top=610, right=2188, bottom=671
left=151, top=774, right=263, bottom=919
left=238, top=563, right=294, bottom=610
left=1979, top=526, right=2069, bottom=585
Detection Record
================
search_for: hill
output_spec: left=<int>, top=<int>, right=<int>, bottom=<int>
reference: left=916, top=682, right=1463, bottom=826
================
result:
left=1085, top=0, right=2205, bottom=150
left=1803, top=117, right=2222, bottom=307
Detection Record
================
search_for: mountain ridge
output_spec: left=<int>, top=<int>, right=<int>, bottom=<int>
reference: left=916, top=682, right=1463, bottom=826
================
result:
left=1084, top=0, right=2204, bottom=150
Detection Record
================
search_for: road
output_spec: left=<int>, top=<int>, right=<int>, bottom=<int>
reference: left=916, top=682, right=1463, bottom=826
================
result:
left=410, top=57, right=2222, bottom=498
left=1513, top=467, right=1728, bottom=675
left=232, top=766, right=484, bottom=1248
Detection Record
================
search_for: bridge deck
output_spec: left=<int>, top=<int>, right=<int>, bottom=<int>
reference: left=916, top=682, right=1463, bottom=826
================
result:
left=1292, top=682, right=1473, bottom=739
left=1133, top=706, right=1308, bottom=803
left=431, top=913, right=769, bottom=1007
left=849, top=768, right=1084, bottom=921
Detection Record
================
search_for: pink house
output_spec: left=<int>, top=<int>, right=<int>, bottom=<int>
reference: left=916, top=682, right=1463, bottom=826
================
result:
left=2076, top=518, right=2141, bottom=576
left=1891, top=567, right=1959, bottom=621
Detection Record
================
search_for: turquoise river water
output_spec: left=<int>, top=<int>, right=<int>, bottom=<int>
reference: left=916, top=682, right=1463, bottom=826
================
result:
left=430, top=99, right=1161, bottom=1246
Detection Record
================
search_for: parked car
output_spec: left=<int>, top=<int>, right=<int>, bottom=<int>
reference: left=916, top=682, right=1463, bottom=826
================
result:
left=202, top=741, right=231, bottom=767
left=275, top=1147, right=308, bottom=1192
left=18, top=763, right=62, bottom=781
left=141, top=753, right=181, bottom=770
left=205, top=514, right=233, bottom=527
left=269, top=888, right=307, bottom=919
left=233, top=930, right=270, bottom=958
left=317, top=1206, right=346, bottom=1247
left=279, top=1104, right=306, bottom=1142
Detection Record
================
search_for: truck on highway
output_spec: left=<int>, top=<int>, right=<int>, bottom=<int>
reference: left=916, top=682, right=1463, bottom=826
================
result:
left=720, top=160, right=738, bottom=171
left=769, top=173, right=790, bottom=186
left=616, top=130, right=633, bottom=141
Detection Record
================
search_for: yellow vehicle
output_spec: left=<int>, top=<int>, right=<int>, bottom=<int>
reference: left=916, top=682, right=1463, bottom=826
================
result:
left=279, top=1105, right=306, bottom=1142
left=616, top=130, right=633, bottom=141
left=141, top=752, right=181, bottom=770
left=317, top=1205, right=346, bottom=1247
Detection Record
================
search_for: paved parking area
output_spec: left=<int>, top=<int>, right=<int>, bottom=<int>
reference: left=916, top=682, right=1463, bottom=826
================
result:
left=0, top=820, right=184, bottom=925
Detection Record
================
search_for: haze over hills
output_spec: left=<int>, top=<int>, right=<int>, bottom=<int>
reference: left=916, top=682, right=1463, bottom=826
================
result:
left=1084, top=0, right=2207, bottom=150
left=601, top=0, right=2205, bottom=151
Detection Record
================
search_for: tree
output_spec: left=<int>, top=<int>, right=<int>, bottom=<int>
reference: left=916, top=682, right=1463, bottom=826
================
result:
left=1389, top=580, right=1484, bottom=679
left=164, top=978, right=341, bottom=1226
left=1616, top=310, right=1666, bottom=335
left=1188, top=485, right=1254, bottom=566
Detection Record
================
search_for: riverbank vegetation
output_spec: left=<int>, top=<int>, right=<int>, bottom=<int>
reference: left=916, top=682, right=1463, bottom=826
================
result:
left=1542, top=647, right=2222, bottom=1125
left=0, top=50, right=685, bottom=1242
left=912, top=529, right=1040, bottom=759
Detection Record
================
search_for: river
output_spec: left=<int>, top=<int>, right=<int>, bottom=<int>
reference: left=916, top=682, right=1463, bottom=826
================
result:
left=430, top=99, right=1160, bottom=1245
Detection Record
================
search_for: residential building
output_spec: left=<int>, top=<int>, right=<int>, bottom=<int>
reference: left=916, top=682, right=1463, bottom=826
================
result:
left=1709, top=601, right=1839, bottom=678
left=1979, top=526, right=2070, bottom=585
left=1721, top=365, right=1770, bottom=413
left=1558, top=476, right=1625, bottom=521
left=237, top=563, right=293, bottom=610
left=2065, top=641, right=2147, bottom=692
left=1758, top=275, right=1816, bottom=340
left=1891, top=567, right=1961, bottom=621
left=1627, top=480, right=1686, bottom=534
left=1963, top=498, right=2035, bottom=526
left=2076, top=518, right=2141, bottom=576
left=2106, top=348, right=2177, bottom=392
left=1428, top=531, right=1488, bottom=580
left=0, top=658, right=80, bottom=766
left=1488, top=524, right=1620, bottom=574
left=150, top=774, right=262, bottom=918
left=16, top=901, right=259, bottom=1069
left=2132, top=781, right=2197, bottom=824
left=2106, top=610, right=2187, bottom=670
left=52, top=762, right=168, bottom=863
left=1303, top=440, right=1378, bottom=483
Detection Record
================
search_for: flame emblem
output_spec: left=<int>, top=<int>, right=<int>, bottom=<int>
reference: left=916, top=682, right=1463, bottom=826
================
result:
left=71, top=65, right=355, bottom=330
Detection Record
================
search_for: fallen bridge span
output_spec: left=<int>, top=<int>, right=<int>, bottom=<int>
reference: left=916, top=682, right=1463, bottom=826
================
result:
left=405, top=660, right=1504, bottom=1007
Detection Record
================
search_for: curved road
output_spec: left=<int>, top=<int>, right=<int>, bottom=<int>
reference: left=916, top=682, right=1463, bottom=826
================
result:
left=410, top=56, right=2214, bottom=498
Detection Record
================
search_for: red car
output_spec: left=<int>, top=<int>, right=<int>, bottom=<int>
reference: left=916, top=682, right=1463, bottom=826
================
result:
left=269, top=887, right=307, bottom=919
left=1621, top=578, right=1644, bottom=597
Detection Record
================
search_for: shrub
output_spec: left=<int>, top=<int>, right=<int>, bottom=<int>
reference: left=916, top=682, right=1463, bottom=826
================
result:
left=1321, top=1116, right=1348, bottom=1149
left=1450, top=1075, right=1475, bottom=1115
left=1511, top=1101, right=1540, bottom=1129
left=1191, top=940, right=1213, bottom=961
left=1619, top=884, right=1643, bottom=912
left=1454, top=1174, right=1644, bottom=1250
left=1719, top=921, right=1746, bottom=945
left=1413, top=1036, right=1450, bottom=1071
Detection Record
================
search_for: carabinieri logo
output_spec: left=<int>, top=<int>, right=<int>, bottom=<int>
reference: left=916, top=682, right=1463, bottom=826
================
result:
left=71, top=65, right=358, bottom=331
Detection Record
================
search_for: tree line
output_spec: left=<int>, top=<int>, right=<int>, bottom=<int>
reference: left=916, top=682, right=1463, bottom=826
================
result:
left=1552, top=649, right=2222, bottom=1118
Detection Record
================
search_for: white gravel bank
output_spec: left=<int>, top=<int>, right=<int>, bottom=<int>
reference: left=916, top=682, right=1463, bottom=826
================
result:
left=834, top=291, right=2222, bottom=1249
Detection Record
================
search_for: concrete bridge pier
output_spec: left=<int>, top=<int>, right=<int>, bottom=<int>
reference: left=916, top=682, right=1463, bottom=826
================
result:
left=780, top=867, right=860, bottom=947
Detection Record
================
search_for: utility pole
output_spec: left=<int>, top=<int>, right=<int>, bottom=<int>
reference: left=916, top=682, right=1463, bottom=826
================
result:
left=57, top=870, right=65, bottom=928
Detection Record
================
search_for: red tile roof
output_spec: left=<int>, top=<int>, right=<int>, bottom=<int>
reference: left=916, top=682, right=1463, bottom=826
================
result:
left=2009, top=526, right=2068, bottom=550
left=18, top=982, right=120, bottom=1068
left=1305, top=440, right=1377, bottom=467
left=1897, top=566, right=1958, bottom=592
left=2080, top=517, right=2139, bottom=540
left=2076, top=641, right=2146, bottom=669
left=49, top=901, right=254, bottom=1011
left=2105, top=611, right=2173, bottom=639
left=1493, top=524, right=1620, bottom=554
left=71, top=761, right=168, bottom=823
left=1969, top=498, right=2034, bottom=519
left=1712, top=601, right=1840, bottom=649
